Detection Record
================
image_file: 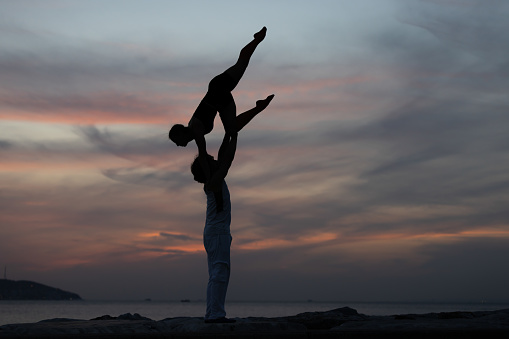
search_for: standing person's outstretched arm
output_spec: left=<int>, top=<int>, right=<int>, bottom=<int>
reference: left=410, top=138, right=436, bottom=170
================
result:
left=206, top=133, right=237, bottom=193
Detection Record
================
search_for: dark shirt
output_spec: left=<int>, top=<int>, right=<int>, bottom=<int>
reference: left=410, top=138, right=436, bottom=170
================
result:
left=193, top=100, right=216, bottom=134
left=191, top=72, right=235, bottom=134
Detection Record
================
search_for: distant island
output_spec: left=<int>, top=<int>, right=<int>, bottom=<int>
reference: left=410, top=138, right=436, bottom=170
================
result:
left=0, top=279, right=81, bottom=300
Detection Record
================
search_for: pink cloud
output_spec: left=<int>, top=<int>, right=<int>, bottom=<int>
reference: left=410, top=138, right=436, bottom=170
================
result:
left=0, top=91, right=181, bottom=124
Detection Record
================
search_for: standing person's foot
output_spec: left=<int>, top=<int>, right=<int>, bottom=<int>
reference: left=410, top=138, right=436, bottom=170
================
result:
left=254, top=26, right=267, bottom=41
left=256, top=94, right=275, bottom=110
left=204, top=317, right=237, bottom=324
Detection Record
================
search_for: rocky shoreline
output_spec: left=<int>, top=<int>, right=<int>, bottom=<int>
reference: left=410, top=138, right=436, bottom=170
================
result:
left=1, top=307, right=509, bottom=338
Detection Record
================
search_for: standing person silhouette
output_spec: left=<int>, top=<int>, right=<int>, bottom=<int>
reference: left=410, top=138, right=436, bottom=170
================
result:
left=170, top=26, right=274, bottom=182
left=190, top=132, right=239, bottom=323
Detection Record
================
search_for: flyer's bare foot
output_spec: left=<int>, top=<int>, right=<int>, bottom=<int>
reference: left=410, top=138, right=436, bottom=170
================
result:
left=254, top=26, right=267, bottom=41
left=256, top=94, right=275, bottom=110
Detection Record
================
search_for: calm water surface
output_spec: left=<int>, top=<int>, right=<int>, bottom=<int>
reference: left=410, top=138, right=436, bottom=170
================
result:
left=1, top=300, right=509, bottom=325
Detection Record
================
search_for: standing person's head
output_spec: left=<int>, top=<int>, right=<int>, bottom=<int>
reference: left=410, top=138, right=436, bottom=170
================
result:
left=169, top=124, right=190, bottom=147
left=191, top=155, right=217, bottom=183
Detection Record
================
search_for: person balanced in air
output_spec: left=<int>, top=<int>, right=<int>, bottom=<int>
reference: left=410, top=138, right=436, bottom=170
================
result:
left=190, top=131, right=238, bottom=323
left=169, top=26, right=274, bottom=181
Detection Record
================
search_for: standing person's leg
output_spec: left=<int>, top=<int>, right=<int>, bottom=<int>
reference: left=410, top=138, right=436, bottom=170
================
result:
left=208, top=263, right=229, bottom=319
left=204, top=235, right=214, bottom=320
left=205, top=257, right=213, bottom=320
left=204, top=235, right=232, bottom=321
left=217, top=235, right=232, bottom=314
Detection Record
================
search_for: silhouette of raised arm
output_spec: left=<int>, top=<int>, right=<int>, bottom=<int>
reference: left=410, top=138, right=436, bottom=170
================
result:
left=206, top=133, right=237, bottom=193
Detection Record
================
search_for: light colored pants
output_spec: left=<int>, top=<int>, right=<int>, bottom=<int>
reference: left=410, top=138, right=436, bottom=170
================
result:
left=204, top=234, right=232, bottom=320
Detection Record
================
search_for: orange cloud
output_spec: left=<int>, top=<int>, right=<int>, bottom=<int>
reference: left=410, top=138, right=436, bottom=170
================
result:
left=237, top=232, right=337, bottom=251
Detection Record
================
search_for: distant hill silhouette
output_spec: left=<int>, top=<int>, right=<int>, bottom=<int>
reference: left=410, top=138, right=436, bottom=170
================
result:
left=0, top=279, right=81, bottom=300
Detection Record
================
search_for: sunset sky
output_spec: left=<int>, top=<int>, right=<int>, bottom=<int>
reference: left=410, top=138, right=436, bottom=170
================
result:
left=2, top=0, right=509, bottom=302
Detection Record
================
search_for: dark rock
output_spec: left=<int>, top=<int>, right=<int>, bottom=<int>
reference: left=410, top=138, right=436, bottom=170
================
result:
left=155, top=317, right=307, bottom=334
left=38, top=318, right=84, bottom=323
left=438, top=311, right=475, bottom=319
left=394, top=314, right=416, bottom=320
left=117, top=313, right=152, bottom=321
left=90, top=313, right=152, bottom=321
left=2, top=307, right=509, bottom=338
left=277, top=306, right=366, bottom=329
left=90, top=315, right=117, bottom=320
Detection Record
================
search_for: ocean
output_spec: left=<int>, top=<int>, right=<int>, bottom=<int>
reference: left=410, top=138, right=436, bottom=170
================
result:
left=1, top=300, right=509, bottom=326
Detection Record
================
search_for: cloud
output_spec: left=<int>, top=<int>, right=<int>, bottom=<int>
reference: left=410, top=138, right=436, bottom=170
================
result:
left=76, top=125, right=172, bottom=163
left=101, top=167, right=191, bottom=192
left=74, top=124, right=198, bottom=193
left=400, top=0, right=509, bottom=62
left=0, top=22, right=222, bottom=125
left=0, top=140, right=12, bottom=149
left=0, top=92, right=176, bottom=124
left=159, top=232, right=199, bottom=242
